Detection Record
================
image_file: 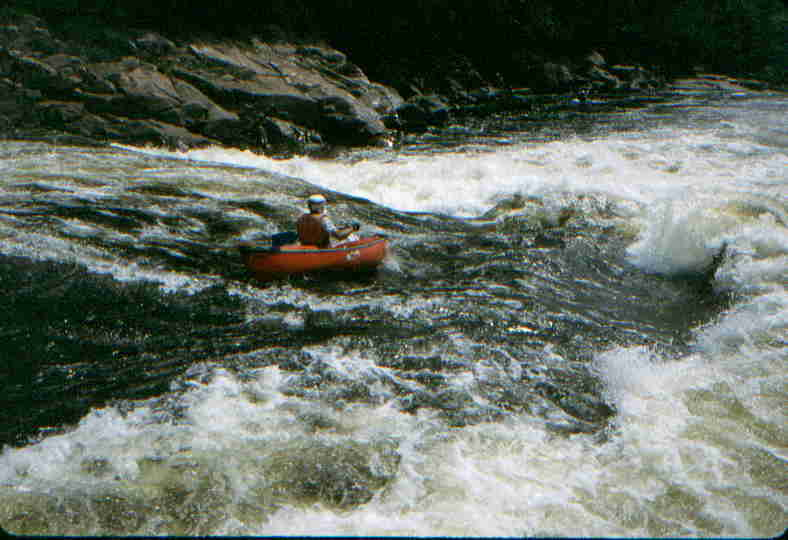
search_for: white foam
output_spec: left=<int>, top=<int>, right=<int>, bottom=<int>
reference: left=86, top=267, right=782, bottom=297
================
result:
left=116, top=127, right=785, bottom=220
left=1, top=332, right=785, bottom=537
left=2, top=104, right=785, bottom=537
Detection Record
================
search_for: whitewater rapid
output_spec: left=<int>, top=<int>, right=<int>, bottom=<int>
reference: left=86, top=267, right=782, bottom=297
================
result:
left=121, top=98, right=787, bottom=537
left=0, top=96, right=785, bottom=537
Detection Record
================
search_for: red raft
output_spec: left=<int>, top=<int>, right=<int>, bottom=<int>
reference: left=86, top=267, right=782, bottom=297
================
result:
left=239, top=235, right=389, bottom=280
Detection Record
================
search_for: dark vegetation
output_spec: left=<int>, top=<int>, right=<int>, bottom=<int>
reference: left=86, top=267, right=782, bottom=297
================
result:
left=4, top=0, right=787, bottom=92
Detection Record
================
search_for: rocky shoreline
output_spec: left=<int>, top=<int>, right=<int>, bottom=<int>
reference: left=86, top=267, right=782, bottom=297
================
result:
left=0, top=14, right=778, bottom=156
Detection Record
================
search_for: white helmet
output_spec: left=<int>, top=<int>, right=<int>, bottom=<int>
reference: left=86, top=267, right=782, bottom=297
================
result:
left=308, top=194, right=326, bottom=205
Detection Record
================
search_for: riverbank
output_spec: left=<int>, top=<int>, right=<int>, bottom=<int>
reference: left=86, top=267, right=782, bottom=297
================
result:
left=0, top=13, right=780, bottom=156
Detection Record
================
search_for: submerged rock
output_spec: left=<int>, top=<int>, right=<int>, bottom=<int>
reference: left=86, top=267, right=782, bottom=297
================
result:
left=260, top=439, right=401, bottom=508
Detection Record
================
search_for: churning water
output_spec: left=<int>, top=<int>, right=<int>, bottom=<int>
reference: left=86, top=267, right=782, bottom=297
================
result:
left=0, top=95, right=785, bottom=537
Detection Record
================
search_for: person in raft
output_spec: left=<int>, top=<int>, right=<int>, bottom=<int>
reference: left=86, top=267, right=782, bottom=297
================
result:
left=297, top=194, right=360, bottom=248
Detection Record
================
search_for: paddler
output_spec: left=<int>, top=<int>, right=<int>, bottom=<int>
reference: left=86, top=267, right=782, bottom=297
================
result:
left=297, top=194, right=359, bottom=248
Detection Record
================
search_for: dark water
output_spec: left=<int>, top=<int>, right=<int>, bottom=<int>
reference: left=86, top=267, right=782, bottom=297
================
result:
left=0, top=95, right=785, bottom=537
left=0, top=149, right=720, bottom=447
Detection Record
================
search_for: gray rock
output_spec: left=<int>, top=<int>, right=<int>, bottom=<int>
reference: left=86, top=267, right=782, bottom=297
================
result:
left=318, top=95, right=385, bottom=142
left=585, top=50, right=606, bottom=67
left=0, top=15, right=403, bottom=152
left=296, top=45, right=347, bottom=65
left=542, top=62, right=576, bottom=91
left=395, top=94, right=449, bottom=131
left=587, top=65, right=621, bottom=90
left=610, top=64, right=662, bottom=91
left=0, top=50, right=66, bottom=92
left=260, top=116, right=310, bottom=148
left=35, top=100, right=85, bottom=125
left=132, top=32, right=177, bottom=57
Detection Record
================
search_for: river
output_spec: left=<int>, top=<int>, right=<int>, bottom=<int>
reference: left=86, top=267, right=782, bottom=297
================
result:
left=0, top=94, right=786, bottom=537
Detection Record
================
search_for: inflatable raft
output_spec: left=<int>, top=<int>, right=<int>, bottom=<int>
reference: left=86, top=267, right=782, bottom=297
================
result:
left=239, top=234, right=388, bottom=280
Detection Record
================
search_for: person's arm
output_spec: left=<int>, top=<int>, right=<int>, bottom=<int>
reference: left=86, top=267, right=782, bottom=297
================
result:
left=324, top=217, right=359, bottom=241
left=333, top=223, right=360, bottom=241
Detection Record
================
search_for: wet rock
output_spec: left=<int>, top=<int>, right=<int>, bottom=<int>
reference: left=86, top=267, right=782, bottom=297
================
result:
left=396, top=385, right=503, bottom=426
left=0, top=15, right=62, bottom=54
left=585, top=50, right=606, bottom=68
left=508, top=47, right=665, bottom=95
left=35, top=100, right=85, bottom=125
left=318, top=95, right=385, bottom=143
left=85, top=59, right=233, bottom=125
left=542, top=62, right=576, bottom=92
left=416, top=52, right=487, bottom=103
left=138, top=460, right=233, bottom=536
left=536, top=381, right=615, bottom=425
left=545, top=420, right=599, bottom=435
left=667, top=72, right=767, bottom=96
left=80, top=456, right=114, bottom=477
left=174, top=41, right=395, bottom=144
left=395, top=94, right=450, bottom=131
left=297, top=45, right=347, bottom=65
left=131, top=32, right=176, bottom=57
left=261, top=439, right=400, bottom=508
left=0, top=49, right=68, bottom=93
left=259, top=116, right=312, bottom=149
left=443, top=404, right=507, bottom=427
left=609, top=65, right=661, bottom=91
left=587, top=65, right=622, bottom=91
left=0, top=14, right=403, bottom=152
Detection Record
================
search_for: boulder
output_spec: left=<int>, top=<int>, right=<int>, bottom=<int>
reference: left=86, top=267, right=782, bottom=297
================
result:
left=508, top=49, right=580, bottom=92
left=318, top=95, right=385, bottom=143
left=0, top=14, right=404, bottom=152
left=0, top=15, right=62, bottom=54
left=0, top=49, right=70, bottom=93
left=106, top=62, right=185, bottom=119
left=542, top=62, right=576, bottom=91
left=419, top=52, right=487, bottom=103
left=296, top=45, right=347, bottom=65
left=362, top=82, right=404, bottom=114
left=172, top=41, right=395, bottom=144
left=587, top=65, right=621, bottom=90
left=260, top=116, right=312, bottom=149
left=35, top=100, right=85, bottom=125
left=395, top=94, right=449, bottom=131
left=107, top=61, right=239, bottom=126
left=118, top=118, right=215, bottom=148
left=131, top=32, right=177, bottom=57
left=0, top=77, right=25, bottom=129
left=667, top=73, right=766, bottom=95
left=170, top=77, right=239, bottom=125
left=609, top=65, right=661, bottom=90
left=102, top=116, right=215, bottom=148
left=585, top=50, right=606, bottom=68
